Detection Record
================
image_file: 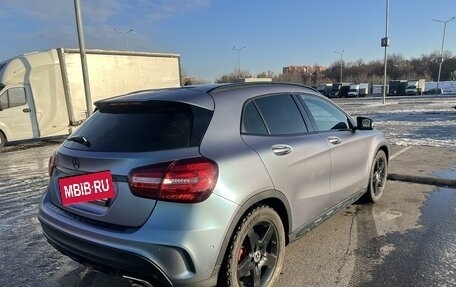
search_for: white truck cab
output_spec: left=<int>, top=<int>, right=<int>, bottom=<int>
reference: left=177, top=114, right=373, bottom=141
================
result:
left=347, top=84, right=360, bottom=97
left=0, top=84, right=36, bottom=145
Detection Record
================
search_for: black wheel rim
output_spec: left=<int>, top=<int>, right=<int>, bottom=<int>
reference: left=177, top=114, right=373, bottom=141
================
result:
left=373, top=156, right=386, bottom=196
left=237, top=220, right=279, bottom=287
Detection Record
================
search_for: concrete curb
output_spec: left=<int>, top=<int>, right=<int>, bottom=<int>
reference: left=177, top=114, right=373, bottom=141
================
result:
left=388, top=173, right=456, bottom=188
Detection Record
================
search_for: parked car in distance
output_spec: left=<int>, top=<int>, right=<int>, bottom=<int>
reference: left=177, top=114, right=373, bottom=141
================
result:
left=423, top=87, right=443, bottom=95
left=38, top=83, right=389, bottom=287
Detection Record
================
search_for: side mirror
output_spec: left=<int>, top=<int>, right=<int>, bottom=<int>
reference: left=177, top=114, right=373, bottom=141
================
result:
left=356, top=116, right=374, bottom=130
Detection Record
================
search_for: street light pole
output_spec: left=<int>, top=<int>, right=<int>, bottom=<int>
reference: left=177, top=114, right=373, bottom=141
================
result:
left=433, top=16, right=455, bottom=93
left=113, top=28, right=134, bottom=50
left=233, top=46, right=246, bottom=79
left=334, top=50, right=344, bottom=82
left=382, top=0, right=390, bottom=105
left=74, top=0, right=92, bottom=116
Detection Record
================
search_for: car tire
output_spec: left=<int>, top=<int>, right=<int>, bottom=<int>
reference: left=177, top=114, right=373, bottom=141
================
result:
left=220, top=205, right=285, bottom=287
left=0, top=132, right=6, bottom=148
left=364, top=150, right=388, bottom=203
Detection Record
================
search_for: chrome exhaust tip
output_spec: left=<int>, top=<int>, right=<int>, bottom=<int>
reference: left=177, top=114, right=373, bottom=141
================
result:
left=123, top=275, right=154, bottom=287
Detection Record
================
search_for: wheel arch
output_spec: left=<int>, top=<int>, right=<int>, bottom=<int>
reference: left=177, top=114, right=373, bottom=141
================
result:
left=214, top=189, right=292, bottom=271
left=378, top=144, right=389, bottom=163
left=0, top=129, right=7, bottom=147
left=364, top=143, right=389, bottom=187
left=362, top=145, right=389, bottom=203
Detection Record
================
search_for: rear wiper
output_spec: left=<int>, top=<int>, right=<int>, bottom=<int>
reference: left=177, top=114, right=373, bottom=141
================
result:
left=67, top=136, right=91, bottom=147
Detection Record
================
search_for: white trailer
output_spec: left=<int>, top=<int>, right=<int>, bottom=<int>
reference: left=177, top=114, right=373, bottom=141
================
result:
left=359, top=83, right=370, bottom=97
left=0, top=48, right=181, bottom=146
left=372, top=85, right=388, bottom=95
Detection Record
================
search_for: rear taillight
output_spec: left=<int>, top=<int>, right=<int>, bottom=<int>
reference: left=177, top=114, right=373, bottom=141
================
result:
left=48, top=151, right=57, bottom=177
left=128, top=157, right=218, bottom=203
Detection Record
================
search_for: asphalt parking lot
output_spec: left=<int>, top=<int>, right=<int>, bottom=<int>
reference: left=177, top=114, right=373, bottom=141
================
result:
left=276, top=144, right=456, bottom=287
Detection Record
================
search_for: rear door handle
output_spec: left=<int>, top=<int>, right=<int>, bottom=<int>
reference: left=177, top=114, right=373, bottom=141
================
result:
left=272, top=144, right=293, bottom=156
left=23, top=108, right=31, bottom=113
left=328, top=136, right=342, bottom=145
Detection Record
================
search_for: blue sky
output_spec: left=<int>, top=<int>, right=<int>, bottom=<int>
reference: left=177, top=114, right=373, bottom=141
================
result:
left=1, top=0, right=455, bottom=82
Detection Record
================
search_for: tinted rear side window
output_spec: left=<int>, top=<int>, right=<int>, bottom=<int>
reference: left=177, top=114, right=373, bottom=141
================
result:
left=64, top=101, right=212, bottom=152
left=254, top=94, right=307, bottom=135
left=241, top=101, right=268, bottom=135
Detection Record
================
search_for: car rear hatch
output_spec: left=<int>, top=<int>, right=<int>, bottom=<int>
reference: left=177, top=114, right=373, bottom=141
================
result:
left=48, top=91, right=214, bottom=228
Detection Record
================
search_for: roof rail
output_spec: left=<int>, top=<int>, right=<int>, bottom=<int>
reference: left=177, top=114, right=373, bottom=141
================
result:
left=207, top=81, right=314, bottom=93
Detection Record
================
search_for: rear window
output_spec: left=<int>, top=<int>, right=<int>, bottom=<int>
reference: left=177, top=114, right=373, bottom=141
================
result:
left=64, top=101, right=212, bottom=152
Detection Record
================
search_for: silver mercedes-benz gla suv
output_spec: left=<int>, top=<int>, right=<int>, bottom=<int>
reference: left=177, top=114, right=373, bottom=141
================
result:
left=39, top=83, right=389, bottom=287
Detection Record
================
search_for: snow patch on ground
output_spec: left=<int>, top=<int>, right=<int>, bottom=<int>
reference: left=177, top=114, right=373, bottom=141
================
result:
left=426, top=81, right=456, bottom=94
left=336, top=96, right=456, bottom=148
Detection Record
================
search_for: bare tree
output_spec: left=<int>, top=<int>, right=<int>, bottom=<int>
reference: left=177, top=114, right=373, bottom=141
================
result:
left=215, top=70, right=251, bottom=83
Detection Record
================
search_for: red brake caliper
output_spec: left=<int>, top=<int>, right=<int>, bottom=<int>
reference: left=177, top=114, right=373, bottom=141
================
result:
left=238, top=246, right=248, bottom=262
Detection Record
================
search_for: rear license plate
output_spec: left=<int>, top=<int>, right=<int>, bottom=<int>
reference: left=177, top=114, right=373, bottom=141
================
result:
left=58, top=170, right=115, bottom=206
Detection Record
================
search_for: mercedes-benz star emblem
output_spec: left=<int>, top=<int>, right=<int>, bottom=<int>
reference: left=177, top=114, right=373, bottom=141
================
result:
left=72, top=158, right=80, bottom=170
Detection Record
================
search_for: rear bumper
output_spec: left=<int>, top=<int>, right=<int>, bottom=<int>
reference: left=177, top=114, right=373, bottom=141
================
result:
left=38, top=189, right=237, bottom=287
left=40, top=221, right=173, bottom=286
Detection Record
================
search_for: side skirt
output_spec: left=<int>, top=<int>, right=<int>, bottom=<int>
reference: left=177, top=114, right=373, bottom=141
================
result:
left=288, top=189, right=366, bottom=243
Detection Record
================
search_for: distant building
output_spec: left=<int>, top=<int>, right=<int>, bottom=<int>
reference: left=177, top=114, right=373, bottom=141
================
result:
left=235, top=77, right=272, bottom=83
left=282, top=65, right=327, bottom=85
left=282, top=65, right=327, bottom=75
